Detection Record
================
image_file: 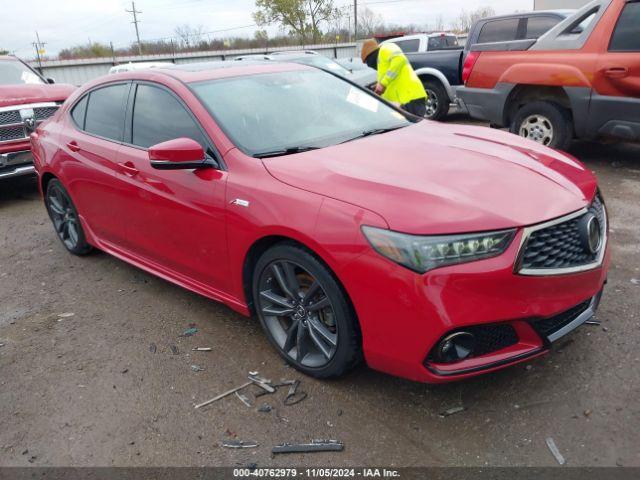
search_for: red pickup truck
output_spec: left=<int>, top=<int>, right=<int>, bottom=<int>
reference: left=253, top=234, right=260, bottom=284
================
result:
left=1, top=56, right=75, bottom=180
left=456, top=0, right=640, bottom=150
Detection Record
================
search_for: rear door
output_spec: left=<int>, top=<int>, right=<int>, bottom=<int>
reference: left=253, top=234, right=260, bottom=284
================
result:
left=60, top=82, right=134, bottom=247
left=590, top=0, right=640, bottom=139
left=115, top=82, right=230, bottom=290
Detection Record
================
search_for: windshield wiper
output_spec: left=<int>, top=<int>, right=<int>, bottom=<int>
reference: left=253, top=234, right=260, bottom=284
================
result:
left=339, top=125, right=405, bottom=145
left=253, top=146, right=321, bottom=159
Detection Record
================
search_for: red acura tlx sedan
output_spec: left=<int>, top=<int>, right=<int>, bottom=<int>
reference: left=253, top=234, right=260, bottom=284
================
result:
left=30, top=62, right=610, bottom=383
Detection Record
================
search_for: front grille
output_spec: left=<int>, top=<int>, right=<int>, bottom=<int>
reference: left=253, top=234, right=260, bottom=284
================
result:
left=519, top=196, right=606, bottom=271
left=0, top=103, right=59, bottom=144
left=0, top=110, right=21, bottom=124
left=427, top=323, right=519, bottom=362
left=34, top=106, right=59, bottom=120
left=0, top=125, right=27, bottom=142
left=530, top=299, right=591, bottom=339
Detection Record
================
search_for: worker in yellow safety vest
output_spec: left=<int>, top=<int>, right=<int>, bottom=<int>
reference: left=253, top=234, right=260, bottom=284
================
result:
left=361, top=38, right=428, bottom=117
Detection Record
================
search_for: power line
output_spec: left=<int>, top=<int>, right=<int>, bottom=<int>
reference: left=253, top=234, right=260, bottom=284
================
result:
left=32, top=31, right=46, bottom=69
left=125, top=1, right=143, bottom=55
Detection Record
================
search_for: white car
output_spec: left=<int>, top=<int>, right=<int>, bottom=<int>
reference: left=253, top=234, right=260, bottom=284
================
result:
left=108, top=62, right=174, bottom=74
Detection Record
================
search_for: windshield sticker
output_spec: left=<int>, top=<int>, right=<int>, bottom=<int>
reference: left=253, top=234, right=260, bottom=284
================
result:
left=346, top=87, right=379, bottom=113
left=21, top=71, right=42, bottom=84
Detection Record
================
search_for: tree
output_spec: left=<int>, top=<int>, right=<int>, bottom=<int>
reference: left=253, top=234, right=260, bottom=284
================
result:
left=433, top=14, right=445, bottom=32
left=0, top=49, right=9, bottom=55
left=253, top=0, right=339, bottom=43
left=452, top=6, right=495, bottom=33
left=358, top=6, right=383, bottom=37
left=174, top=24, right=205, bottom=47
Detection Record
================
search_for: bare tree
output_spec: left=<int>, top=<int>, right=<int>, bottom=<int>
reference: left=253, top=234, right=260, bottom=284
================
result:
left=451, top=6, right=495, bottom=33
left=358, top=6, right=383, bottom=37
left=174, top=24, right=205, bottom=47
left=434, top=14, right=445, bottom=32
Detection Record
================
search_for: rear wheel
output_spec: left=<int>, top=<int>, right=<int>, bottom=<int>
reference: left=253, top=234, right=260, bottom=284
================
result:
left=422, top=79, right=450, bottom=120
left=252, top=243, right=361, bottom=378
left=45, top=179, right=92, bottom=255
left=510, top=101, right=573, bottom=151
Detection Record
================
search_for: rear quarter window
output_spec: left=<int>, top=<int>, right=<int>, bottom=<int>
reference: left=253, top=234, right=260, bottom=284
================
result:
left=525, top=16, right=561, bottom=38
left=609, top=1, right=640, bottom=51
left=70, top=95, right=88, bottom=128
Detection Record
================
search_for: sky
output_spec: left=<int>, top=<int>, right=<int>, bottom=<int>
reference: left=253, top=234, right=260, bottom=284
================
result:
left=3, top=0, right=536, bottom=59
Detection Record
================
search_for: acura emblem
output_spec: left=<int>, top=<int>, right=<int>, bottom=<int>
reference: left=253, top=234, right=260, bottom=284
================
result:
left=578, top=213, right=601, bottom=255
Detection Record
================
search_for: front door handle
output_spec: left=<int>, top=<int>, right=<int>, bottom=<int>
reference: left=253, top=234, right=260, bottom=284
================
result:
left=118, top=161, right=140, bottom=177
left=604, top=67, right=629, bottom=78
left=66, top=141, right=81, bottom=152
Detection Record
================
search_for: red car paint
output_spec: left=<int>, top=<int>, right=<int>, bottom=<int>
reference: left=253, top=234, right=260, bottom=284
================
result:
left=31, top=63, right=610, bottom=383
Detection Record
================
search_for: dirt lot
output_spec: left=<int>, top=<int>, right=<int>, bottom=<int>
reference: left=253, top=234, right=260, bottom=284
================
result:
left=1, top=119, right=639, bottom=467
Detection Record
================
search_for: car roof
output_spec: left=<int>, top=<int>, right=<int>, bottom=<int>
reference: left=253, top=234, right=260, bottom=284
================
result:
left=478, top=9, right=574, bottom=22
left=104, top=60, right=310, bottom=84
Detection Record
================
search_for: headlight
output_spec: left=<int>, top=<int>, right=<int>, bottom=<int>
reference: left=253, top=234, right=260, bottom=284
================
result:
left=362, top=226, right=516, bottom=273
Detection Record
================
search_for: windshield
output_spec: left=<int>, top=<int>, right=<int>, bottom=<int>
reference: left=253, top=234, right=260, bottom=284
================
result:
left=191, top=70, right=411, bottom=157
left=0, top=60, right=44, bottom=85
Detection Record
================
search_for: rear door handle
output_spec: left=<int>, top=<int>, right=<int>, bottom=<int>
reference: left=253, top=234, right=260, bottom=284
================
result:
left=66, top=141, right=81, bottom=152
left=604, top=67, right=629, bottom=78
left=118, top=161, right=140, bottom=177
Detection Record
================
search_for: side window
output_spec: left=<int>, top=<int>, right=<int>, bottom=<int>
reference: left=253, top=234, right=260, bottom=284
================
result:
left=477, top=18, right=520, bottom=43
left=393, top=39, right=420, bottom=53
left=525, top=16, right=561, bottom=39
left=70, top=95, right=88, bottom=128
left=609, top=2, right=640, bottom=52
left=131, top=84, right=207, bottom=149
left=84, top=84, right=128, bottom=141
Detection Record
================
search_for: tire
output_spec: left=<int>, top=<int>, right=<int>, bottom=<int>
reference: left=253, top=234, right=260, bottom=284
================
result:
left=422, top=79, right=450, bottom=121
left=510, top=101, right=573, bottom=151
left=252, top=242, right=361, bottom=379
left=45, top=179, right=93, bottom=255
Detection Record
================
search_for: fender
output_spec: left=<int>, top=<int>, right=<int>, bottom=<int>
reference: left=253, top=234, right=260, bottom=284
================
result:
left=499, top=63, right=592, bottom=89
left=414, top=67, right=456, bottom=101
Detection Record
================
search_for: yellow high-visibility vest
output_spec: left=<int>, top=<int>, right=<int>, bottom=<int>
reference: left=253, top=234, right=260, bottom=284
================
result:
left=378, top=42, right=427, bottom=105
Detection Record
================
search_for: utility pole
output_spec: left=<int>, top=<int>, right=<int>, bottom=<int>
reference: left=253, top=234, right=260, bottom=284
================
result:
left=32, top=31, right=45, bottom=71
left=125, top=1, right=143, bottom=55
left=354, top=0, right=358, bottom=41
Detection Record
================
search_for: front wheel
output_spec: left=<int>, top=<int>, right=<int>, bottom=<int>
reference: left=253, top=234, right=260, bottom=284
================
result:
left=510, top=101, right=573, bottom=151
left=252, top=243, right=361, bottom=378
left=422, top=79, right=450, bottom=120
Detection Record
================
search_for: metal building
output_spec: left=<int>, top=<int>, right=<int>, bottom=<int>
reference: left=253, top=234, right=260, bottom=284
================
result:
left=534, top=0, right=591, bottom=9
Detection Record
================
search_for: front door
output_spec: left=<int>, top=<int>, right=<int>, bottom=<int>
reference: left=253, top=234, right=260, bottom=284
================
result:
left=116, top=82, right=230, bottom=291
left=590, top=0, right=640, bottom=139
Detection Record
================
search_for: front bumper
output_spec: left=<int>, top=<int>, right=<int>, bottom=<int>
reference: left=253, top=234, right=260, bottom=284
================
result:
left=338, top=226, right=611, bottom=383
left=0, top=150, right=35, bottom=180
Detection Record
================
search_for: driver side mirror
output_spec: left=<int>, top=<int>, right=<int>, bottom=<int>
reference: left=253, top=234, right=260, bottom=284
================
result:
left=149, top=137, right=216, bottom=170
left=46, top=77, right=55, bottom=84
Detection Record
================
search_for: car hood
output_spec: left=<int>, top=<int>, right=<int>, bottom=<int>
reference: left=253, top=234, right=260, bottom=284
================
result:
left=262, top=121, right=598, bottom=234
left=0, top=83, right=76, bottom=108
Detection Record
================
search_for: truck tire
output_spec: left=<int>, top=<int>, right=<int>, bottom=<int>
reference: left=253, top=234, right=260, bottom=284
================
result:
left=421, top=79, right=450, bottom=121
left=510, top=101, right=573, bottom=151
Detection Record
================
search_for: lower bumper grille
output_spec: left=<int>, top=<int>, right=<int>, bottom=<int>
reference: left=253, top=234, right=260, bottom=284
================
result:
left=529, top=292, right=601, bottom=343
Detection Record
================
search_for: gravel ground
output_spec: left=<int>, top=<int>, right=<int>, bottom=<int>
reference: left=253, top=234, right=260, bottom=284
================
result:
left=1, top=119, right=639, bottom=467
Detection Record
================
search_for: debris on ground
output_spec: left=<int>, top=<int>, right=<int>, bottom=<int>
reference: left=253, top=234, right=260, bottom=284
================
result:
left=57, top=312, right=75, bottom=319
left=222, top=440, right=259, bottom=449
left=195, top=381, right=253, bottom=409
left=439, top=406, right=466, bottom=418
left=192, top=347, right=212, bottom=351
left=585, top=319, right=601, bottom=326
left=180, top=327, right=198, bottom=337
left=235, top=391, right=252, bottom=407
left=0, top=343, right=5, bottom=348
left=631, top=278, right=639, bottom=285
left=583, top=409, right=592, bottom=417
left=248, top=373, right=276, bottom=393
left=149, top=343, right=157, bottom=354
left=121, top=368, right=128, bottom=374
left=191, top=365, right=205, bottom=372
left=545, top=437, right=566, bottom=465
left=284, top=379, right=308, bottom=406
left=257, top=403, right=272, bottom=413
left=272, top=439, right=344, bottom=454
left=169, top=345, right=179, bottom=355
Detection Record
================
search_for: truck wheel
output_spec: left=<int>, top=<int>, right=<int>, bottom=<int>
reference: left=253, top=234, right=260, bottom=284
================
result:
left=422, top=79, right=450, bottom=121
left=510, top=101, right=573, bottom=151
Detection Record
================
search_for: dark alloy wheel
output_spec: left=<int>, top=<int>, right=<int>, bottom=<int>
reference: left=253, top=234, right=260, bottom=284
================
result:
left=253, top=244, right=361, bottom=378
left=45, top=179, right=92, bottom=255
